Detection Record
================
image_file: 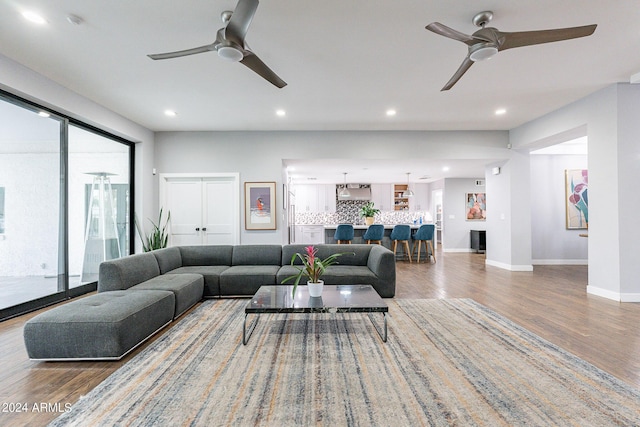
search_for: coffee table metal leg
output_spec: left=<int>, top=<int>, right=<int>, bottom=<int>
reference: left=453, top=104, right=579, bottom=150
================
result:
left=368, top=312, right=387, bottom=343
left=243, top=313, right=259, bottom=345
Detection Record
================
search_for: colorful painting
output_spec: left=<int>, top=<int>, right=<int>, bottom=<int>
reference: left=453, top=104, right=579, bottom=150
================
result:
left=565, top=169, right=588, bottom=229
left=465, top=192, right=486, bottom=221
left=245, top=182, right=276, bottom=230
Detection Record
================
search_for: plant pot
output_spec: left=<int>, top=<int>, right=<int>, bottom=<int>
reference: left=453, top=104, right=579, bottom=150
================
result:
left=365, top=216, right=374, bottom=226
left=307, top=280, right=324, bottom=297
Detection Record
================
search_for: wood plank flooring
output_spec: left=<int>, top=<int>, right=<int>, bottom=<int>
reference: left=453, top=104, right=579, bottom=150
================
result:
left=2, top=248, right=640, bottom=426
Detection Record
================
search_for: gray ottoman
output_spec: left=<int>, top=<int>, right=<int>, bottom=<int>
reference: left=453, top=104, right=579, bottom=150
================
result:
left=23, top=290, right=175, bottom=361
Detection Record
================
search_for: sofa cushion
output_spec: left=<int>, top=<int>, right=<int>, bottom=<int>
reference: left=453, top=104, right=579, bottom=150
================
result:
left=98, top=252, right=160, bottom=292
left=179, top=245, right=233, bottom=266
left=320, top=266, right=378, bottom=285
left=23, top=290, right=174, bottom=360
left=281, top=244, right=309, bottom=265
left=282, top=244, right=366, bottom=266
left=220, top=265, right=280, bottom=296
left=152, top=247, right=182, bottom=274
left=232, top=245, right=282, bottom=265
left=166, top=266, right=230, bottom=297
left=131, top=273, right=204, bottom=319
left=315, top=244, right=368, bottom=266
left=277, top=265, right=376, bottom=286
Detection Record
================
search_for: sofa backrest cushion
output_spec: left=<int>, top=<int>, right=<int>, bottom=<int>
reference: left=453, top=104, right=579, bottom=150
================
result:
left=316, top=244, right=370, bottom=266
left=98, top=252, right=160, bottom=292
left=282, top=244, right=309, bottom=265
left=152, top=247, right=183, bottom=274
left=232, top=245, right=282, bottom=265
left=282, top=244, right=371, bottom=266
left=179, top=245, right=233, bottom=266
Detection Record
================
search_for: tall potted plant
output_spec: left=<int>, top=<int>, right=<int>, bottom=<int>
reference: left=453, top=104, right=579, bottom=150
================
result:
left=359, top=202, right=380, bottom=226
left=134, top=208, right=171, bottom=252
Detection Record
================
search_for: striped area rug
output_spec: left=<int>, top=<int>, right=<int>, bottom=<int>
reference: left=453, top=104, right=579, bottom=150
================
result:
left=49, top=298, right=640, bottom=426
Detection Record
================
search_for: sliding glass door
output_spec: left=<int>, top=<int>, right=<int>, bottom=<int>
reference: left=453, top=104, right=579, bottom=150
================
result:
left=0, top=92, right=133, bottom=319
left=68, top=125, right=130, bottom=287
left=0, top=98, right=63, bottom=312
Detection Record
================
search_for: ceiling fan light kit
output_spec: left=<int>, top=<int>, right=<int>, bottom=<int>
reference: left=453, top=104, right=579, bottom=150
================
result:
left=469, top=44, right=498, bottom=62
left=426, top=10, right=597, bottom=91
left=217, top=46, right=243, bottom=62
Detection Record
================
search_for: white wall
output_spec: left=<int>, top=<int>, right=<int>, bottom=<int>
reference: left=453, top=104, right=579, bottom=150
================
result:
left=154, top=130, right=511, bottom=244
left=441, top=178, right=486, bottom=251
left=510, top=83, right=640, bottom=300
left=530, top=154, right=588, bottom=264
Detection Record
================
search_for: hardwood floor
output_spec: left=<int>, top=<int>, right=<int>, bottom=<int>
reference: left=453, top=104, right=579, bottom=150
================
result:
left=2, top=248, right=640, bottom=426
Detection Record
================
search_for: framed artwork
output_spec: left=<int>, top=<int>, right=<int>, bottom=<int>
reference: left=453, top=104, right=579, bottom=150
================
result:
left=245, top=182, right=276, bottom=230
left=565, top=169, right=588, bottom=229
left=465, top=192, right=486, bottom=221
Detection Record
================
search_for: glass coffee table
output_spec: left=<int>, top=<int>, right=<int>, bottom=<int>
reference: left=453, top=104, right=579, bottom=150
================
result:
left=243, top=284, right=388, bottom=345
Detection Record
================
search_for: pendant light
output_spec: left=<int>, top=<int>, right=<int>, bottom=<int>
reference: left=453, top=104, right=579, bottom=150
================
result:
left=339, top=172, right=351, bottom=198
left=403, top=172, right=414, bottom=197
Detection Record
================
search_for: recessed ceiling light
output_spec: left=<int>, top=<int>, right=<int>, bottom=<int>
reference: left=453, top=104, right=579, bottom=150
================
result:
left=22, top=11, right=47, bottom=24
left=386, top=109, right=397, bottom=117
left=442, top=166, right=450, bottom=172
left=276, top=109, right=286, bottom=117
left=495, top=108, right=507, bottom=115
left=164, top=110, right=177, bottom=117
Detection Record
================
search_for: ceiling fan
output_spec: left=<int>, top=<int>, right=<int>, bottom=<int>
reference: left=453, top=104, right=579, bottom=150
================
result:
left=426, top=11, right=596, bottom=91
left=147, top=0, right=286, bottom=88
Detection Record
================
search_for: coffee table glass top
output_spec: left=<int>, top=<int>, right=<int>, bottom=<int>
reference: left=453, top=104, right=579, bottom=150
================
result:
left=246, top=285, right=388, bottom=314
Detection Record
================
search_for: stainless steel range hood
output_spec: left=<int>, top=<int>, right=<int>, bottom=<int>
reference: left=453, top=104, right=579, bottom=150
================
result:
left=336, top=184, right=371, bottom=201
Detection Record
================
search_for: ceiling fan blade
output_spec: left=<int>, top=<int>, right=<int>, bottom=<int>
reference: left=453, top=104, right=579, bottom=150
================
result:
left=426, top=22, right=476, bottom=45
left=441, top=56, right=474, bottom=91
left=240, top=51, right=287, bottom=88
left=148, top=44, right=215, bottom=60
left=226, top=0, right=259, bottom=46
left=498, top=24, right=597, bottom=51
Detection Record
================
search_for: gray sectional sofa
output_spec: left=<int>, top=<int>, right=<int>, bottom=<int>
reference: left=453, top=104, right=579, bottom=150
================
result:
left=23, top=244, right=395, bottom=360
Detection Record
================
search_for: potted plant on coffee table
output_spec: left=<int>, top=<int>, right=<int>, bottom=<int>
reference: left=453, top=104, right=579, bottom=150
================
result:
left=359, top=202, right=380, bottom=226
left=281, top=246, right=350, bottom=298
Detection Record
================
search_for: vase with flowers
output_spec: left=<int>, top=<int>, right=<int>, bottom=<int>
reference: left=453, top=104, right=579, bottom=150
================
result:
left=281, top=246, right=350, bottom=298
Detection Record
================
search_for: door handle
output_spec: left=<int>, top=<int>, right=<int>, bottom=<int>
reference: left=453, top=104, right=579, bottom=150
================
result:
left=202, top=228, right=207, bottom=231
left=196, top=227, right=200, bottom=231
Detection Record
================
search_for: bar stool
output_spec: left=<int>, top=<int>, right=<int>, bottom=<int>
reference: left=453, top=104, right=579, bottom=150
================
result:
left=362, top=224, right=384, bottom=244
left=334, top=224, right=354, bottom=244
left=390, top=224, right=412, bottom=262
left=412, top=224, right=436, bottom=263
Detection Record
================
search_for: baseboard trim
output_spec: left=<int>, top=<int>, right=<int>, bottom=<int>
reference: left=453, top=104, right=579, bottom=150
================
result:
left=442, top=248, right=474, bottom=253
left=532, top=259, right=588, bottom=265
left=485, top=259, right=534, bottom=272
left=588, top=286, right=640, bottom=302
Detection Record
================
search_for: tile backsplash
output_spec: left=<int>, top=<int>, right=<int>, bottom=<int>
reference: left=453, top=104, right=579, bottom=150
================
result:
left=295, top=200, right=431, bottom=225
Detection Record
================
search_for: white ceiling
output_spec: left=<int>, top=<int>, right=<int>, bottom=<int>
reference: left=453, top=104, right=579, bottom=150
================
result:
left=0, top=1, right=635, bottom=182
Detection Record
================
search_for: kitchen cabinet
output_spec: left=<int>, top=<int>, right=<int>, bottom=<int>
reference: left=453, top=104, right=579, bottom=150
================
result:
left=370, top=184, right=393, bottom=211
left=294, top=184, right=335, bottom=212
left=412, top=183, right=429, bottom=211
left=293, top=225, right=325, bottom=244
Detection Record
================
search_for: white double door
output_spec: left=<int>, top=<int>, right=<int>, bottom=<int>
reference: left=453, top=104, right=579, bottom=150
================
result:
left=161, top=174, right=240, bottom=245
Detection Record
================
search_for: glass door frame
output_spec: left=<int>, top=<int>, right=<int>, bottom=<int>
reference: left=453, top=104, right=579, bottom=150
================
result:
left=0, top=89, right=135, bottom=321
